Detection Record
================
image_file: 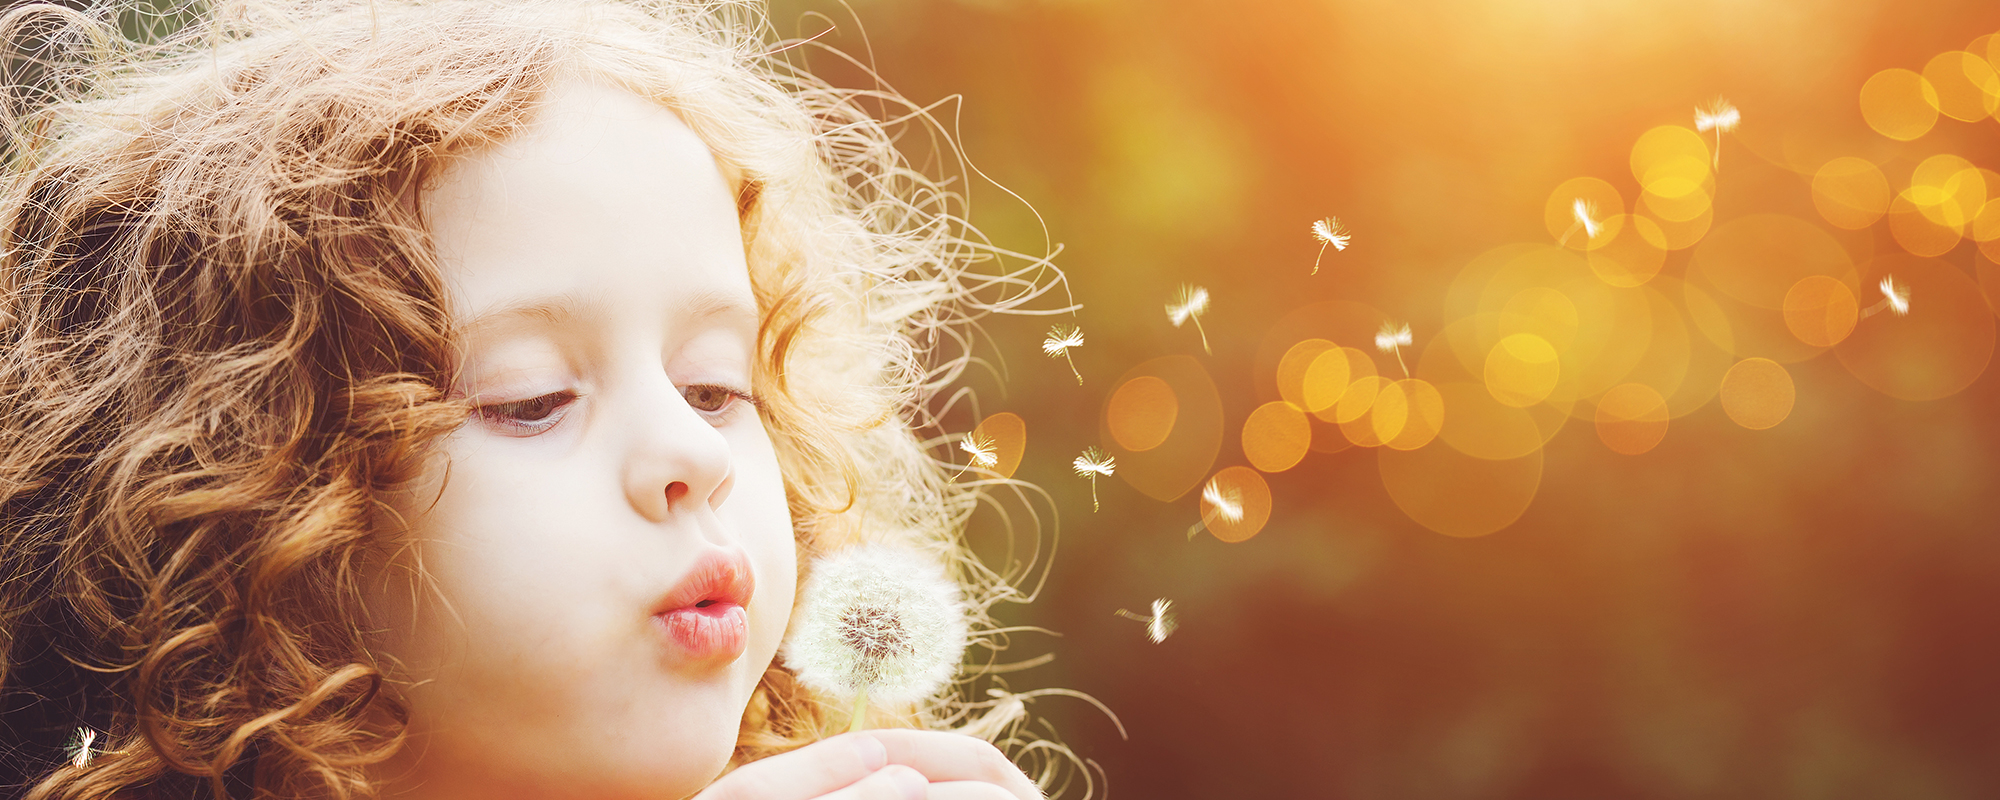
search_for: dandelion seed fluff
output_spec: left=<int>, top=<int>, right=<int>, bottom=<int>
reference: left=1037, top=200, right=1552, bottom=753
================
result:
left=782, top=545, right=970, bottom=706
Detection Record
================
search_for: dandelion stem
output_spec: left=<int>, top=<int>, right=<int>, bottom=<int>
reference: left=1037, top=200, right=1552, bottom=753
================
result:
left=1063, top=353, right=1081, bottom=385
left=1861, top=298, right=1889, bottom=318
left=1192, top=317, right=1211, bottom=355
left=1089, top=476, right=1100, bottom=512
left=846, top=685, right=871, bottom=734
left=1392, top=346, right=1410, bottom=378
left=1186, top=508, right=1216, bottom=540
left=1712, top=130, right=1722, bottom=170
left=1313, top=241, right=1329, bottom=275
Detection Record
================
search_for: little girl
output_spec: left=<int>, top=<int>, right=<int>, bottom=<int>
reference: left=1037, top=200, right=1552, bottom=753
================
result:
left=0, top=2, right=1052, bottom=798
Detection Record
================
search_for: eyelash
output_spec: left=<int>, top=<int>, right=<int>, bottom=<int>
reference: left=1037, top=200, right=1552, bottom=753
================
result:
left=475, top=384, right=760, bottom=436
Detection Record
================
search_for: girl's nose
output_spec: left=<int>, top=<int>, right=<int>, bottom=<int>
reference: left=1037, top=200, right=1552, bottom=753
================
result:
left=620, top=376, right=735, bottom=523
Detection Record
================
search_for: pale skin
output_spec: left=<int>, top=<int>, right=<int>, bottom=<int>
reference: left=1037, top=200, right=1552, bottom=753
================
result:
left=358, top=79, right=1041, bottom=800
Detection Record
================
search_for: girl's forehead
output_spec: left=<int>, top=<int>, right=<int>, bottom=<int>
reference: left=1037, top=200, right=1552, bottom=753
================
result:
left=422, top=80, right=754, bottom=334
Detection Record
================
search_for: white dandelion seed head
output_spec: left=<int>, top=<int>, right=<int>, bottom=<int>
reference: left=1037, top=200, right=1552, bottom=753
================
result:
left=1073, top=446, right=1116, bottom=477
left=1312, top=217, right=1351, bottom=251
left=1201, top=479, right=1244, bottom=523
left=1572, top=198, right=1601, bottom=239
left=781, top=545, right=970, bottom=705
left=1147, top=598, right=1178, bottom=644
left=1695, top=99, right=1741, bottom=133
left=1043, top=324, right=1085, bottom=356
left=1375, top=321, right=1413, bottom=352
left=959, top=434, right=998, bottom=468
left=1167, top=285, right=1210, bottom=327
left=1880, top=275, right=1910, bottom=316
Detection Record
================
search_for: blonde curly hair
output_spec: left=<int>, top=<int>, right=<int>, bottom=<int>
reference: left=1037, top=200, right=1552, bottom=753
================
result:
left=0, top=1, right=1077, bottom=798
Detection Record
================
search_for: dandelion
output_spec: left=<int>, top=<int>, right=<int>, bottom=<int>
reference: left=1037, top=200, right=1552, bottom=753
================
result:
left=1375, top=321, right=1413, bottom=378
left=1114, top=598, right=1179, bottom=644
left=67, top=726, right=96, bottom=768
left=1187, top=477, right=1244, bottom=540
left=1862, top=275, right=1911, bottom=318
left=1694, top=99, right=1740, bottom=169
left=1166, top=284, right=1212, bottom=355
left=1072, top=446, right=1117, bottom=512
left=1310, top=216, right=1350, bottom=274
left=1559, top=198, right=1601, bottom=247
left=781, top=545, right=969, bottom=733
left=952, top=433, right=997, bottom=481
left=1043, top=324, right=1085, bottom=385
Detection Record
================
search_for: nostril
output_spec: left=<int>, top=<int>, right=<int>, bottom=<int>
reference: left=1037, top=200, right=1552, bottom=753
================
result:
left=665, top=481, right=690, bottom=505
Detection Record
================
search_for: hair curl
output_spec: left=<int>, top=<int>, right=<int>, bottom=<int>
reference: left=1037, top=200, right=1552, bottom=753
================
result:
left=0, top=2, right=1079, bottom=798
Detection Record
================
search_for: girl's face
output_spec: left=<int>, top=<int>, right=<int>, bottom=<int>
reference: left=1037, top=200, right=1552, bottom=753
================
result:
left=363, top=80, right=795, bottom=800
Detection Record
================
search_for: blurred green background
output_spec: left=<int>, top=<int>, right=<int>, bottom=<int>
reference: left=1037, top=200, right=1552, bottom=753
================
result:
left=766, top=0, right=2000, bottom=797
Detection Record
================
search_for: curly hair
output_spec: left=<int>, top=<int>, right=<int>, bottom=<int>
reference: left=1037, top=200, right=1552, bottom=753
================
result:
left=0, top=1, right=1075, bottom=798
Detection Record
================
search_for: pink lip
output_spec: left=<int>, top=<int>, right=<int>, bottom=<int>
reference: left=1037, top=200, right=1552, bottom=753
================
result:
left=650, top=549, right=754, bottom=661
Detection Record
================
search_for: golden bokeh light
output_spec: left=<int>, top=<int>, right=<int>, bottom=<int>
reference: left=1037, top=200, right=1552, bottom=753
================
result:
left=1242, top=401, right=1311, bottom=473
left=1101, top=356, right=1224, bottom=502
left=971, top=412, right=1027, bottom=479
left=1199, top=466, right=1271, bottom=544
left=1811, top=157, right=1891, bottom=230
left=1594, top=383, right=1669, bottom=455
left=1888, top=193, right=1963, bottom=257
left=1689, top=214, right=1856, bottom=310
left=1922, top=50, right=2000, bottom=122
left=1305, top=347, right=1371, bottom=415
left=1378, top=438, right=1544, bottom=538
left=1643, top=206, right=1714, bottom=250
left=1338, top=375, right=1393, bottom=446
left=1363, top=378, right=1409, bottom=446
left=1612, top=286, right=1693, bottom=406
left=1276, top=338, right=1337, bottom=409
left=1630, top=126, right=1711, bottom=211
left=1543, top=177, right=1625, bottom=250
left=1586, top=214, right=1668, bottom=287
left=1435, top=381, right=1545, bottom=460
left=1649, top=277, right=1731, bottom=419
left=1859, top=67, right=1940, bottom=141
left=1498, top=287, right=1580, bottom=351
left=1484, top=333, right=1561, bottom=407
left=1384, top=379, right=1445, bottom=451
left=1719, top=357, right=1796, bottom=430
left=1907, top=154, right=1985, bottom=229
left=1782, top=276, right=1860, bottom=348
left=1106, top=375, right=1178, bottom=452
left=1836, top=257, right=1996, bottom=401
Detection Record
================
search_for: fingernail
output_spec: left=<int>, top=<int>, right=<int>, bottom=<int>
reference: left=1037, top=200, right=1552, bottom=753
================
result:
left=855, top=734, right=888, bottom=771
left=889, top=765, right=928, bottom=800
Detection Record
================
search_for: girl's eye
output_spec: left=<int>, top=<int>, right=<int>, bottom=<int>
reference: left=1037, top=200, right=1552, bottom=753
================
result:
left=683, top=383, right=756, bottom=418
left=476, top=391, right=578, bottom=435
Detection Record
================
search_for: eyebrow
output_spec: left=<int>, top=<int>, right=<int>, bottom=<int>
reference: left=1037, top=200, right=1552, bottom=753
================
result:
left=460, top=288, right=758, bottom=339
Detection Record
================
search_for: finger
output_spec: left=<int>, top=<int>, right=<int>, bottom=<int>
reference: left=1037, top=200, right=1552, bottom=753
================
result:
left=923, top=781, right=1020, bottom=800
left=694, top=733, right=889, bottom=800
left=863, top=730, right=1042, bottom=800
left=817, top=765, right=929, bottom=800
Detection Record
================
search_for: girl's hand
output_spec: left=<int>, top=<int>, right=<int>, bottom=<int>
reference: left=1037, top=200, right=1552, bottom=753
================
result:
left=693, top=730, right=1043, bottom=800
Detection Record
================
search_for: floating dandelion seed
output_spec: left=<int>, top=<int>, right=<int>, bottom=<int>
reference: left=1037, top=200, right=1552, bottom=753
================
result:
left=1072, top=446, right=1117, bottom=512
left=1166, top=284, right=1212, bottom=355
left=67, top=727, right=96, bottom=768
left=1375, top=321, right=1414, bottom=378
left=1310, top=216, right=1350, bottom=274
left=1694, top=99, right=1741, bottom=169
left=1863, top=275, right=1911, bottom=318
left=782, top=545, right=969, bottom=734
left=1114, top=598, right=1179, bottom=644
left=952, top=433, right=997, bottom=481
left=1043, top=324, right=1085, bottom=385
left=1187, top=477, right=1244, bottom=540
left=1558, top=198, right=1602, bottom=247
